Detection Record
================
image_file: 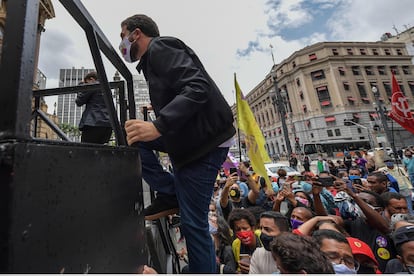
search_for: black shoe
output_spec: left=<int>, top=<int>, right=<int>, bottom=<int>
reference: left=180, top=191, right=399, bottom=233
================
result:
left=144, top=195, right=179, bottom=220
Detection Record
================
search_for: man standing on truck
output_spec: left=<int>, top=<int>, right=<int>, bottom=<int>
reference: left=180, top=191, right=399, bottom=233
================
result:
left=119, top=14, right=235, bottom=273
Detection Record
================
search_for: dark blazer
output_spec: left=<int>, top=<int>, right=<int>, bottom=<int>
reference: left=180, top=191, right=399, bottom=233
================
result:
left=75, top=82, right=111, bottom=130
left=137, top=36, right=235, bottom=168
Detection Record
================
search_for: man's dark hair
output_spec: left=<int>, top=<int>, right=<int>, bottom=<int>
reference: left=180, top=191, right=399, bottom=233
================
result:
left=368, top=171, right=389, bottom=183
left=227, top=208, right=256, bottom=231
left=84, top=71, right=97, bottom=82
left=260, top=211, right=291, bottom=232
left=359, top=190, right=385, bottom=208
left=312, top=229, right=348, bottom=246
left=381, top=192, right=406, bottom=207
left=270, top=232, right=334, bottom=274
left=121, top=14, right=160, bottom=37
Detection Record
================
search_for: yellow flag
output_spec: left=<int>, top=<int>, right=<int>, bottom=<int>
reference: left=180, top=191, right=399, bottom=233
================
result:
left=234, top=74, right=272, bottom=190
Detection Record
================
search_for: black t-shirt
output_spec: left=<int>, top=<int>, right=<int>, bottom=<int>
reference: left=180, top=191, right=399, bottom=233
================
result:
left=345, top=217, right=396, bottom=272
left=221, top=197, right=255, bottom=220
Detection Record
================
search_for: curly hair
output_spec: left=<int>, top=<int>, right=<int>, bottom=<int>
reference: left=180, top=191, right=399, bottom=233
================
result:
left=271, top=232, right=334, bottom=274
left=227, top=208, right=256, bottom=231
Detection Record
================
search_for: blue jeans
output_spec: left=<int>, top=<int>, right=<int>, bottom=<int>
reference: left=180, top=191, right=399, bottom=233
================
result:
left=139, top=139, right=229, bottom=273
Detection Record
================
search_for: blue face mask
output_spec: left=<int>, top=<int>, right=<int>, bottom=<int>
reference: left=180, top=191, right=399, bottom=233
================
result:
left=348, top=175, right=360, bottom=181
left=385, top=161, right=394, bottom=167
left=332, top=263, right=357, bottom=274
left=209, top=223, right=218, bottom=235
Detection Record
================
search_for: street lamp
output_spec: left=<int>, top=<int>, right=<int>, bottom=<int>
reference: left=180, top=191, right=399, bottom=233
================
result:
left=371, top=86, right=398, bottom=157
left=270, top=75, right=292, bottom=157
left=344, top=119, right=375, bottom=149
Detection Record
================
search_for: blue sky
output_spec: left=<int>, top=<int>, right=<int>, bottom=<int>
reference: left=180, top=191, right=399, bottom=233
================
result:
left=39, top=0, right=414, bottom=111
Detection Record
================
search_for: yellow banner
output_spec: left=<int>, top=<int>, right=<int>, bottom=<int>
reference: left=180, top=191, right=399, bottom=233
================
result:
left=235, top=74, right=272, bottom=190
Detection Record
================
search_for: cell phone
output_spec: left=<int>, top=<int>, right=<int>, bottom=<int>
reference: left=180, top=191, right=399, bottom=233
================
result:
left=318, top=176, right=334, bottom=187
left=239, top=254, right=250, bottom=261
left=229, top=167, right=238, bottom=175
left=352, top=178, right=362, bottom=185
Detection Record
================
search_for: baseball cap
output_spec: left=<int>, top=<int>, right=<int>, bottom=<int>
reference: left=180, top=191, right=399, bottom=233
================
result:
left=392, top=225, right=414, bottom=247
left=346, top=237, right=378, bottom=266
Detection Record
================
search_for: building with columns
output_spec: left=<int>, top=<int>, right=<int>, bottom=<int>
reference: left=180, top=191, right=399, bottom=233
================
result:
left=234, top=41, right=414, bottom=159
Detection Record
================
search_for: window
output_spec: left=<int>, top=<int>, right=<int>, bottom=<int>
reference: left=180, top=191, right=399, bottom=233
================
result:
left=311, top=70, right=325, bottom=81
left=365, top=66, right=374, bottom=75
left=360, top=49, right=367, bottom=55
left=347, top=96, right=356, bottom=104
left=347, top=48, right=354, bottom=55
left=335, top=129, right=341, bottom=136
left=409, top=81, right=414, bottom=96
left=296, top=78, right=301, bottom=86
left=299, top=91, right=304, bottom=100
left=309, top=53, right=317, bottom=61
left=352, top=66, right=360, bottom=76
left=316, top=86, right=332, bottom=108
left=343, top=81, right=350, bottom=91
left=372, top=48, right=379, bottom=55
left=391, top=66, right=399, bottom=75
left=383, top=82, right=392, bottom=97
left=327, top=129, right=334, bottom=137
left=357, top=82, right=367, bottom=98
left=370, top=113, right=379, bottom=121
left=332, top=48, right=339, bottom=55
left=357, top=128, right=362, bottom=134
left=397, top=49, right=403, bottom=56
left=403, top=66, right=411, bottom=75
left=378, top=66, right=386, bottom=75
left=302, top=104, right=307, bottom=113
left=384, top=49, right=391, bottom=55
left=338, top=67, right=346, bottom=76
left=292, top=61, right=296, bottom=68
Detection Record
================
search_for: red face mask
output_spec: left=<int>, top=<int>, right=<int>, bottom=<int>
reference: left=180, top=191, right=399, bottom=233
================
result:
left=236, top=230, right=255, bottom=245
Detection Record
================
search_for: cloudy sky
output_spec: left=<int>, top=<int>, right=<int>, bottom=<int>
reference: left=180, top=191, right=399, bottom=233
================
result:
left=39, top=0, right=414, bottom=111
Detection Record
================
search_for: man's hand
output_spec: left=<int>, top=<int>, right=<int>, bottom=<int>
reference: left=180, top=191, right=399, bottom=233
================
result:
left=125, top=119, right=161, bottom=145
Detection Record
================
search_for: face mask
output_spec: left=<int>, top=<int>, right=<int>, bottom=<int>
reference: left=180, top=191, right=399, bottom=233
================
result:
left=259, top=232, right=274, bottom=251
left=348, top=175, right=360, bottom=181
left=332, top=263, right=357, bottom=274
left=295, top=196, right=310, bottom=207
left=385, top=161, right=394, bottom=167
left=236, top=230, right=255, bottom=245
left=230, top=188, right=240, bottom=199
left=209, top=223, right=218, bottom=235
left=290, top=218, right=304, bottom=229
left=119, top=31, right=138, bottom=63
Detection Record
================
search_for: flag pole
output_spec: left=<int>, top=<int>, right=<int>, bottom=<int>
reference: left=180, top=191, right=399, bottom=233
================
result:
left=233, top=87, right=243, bottom=162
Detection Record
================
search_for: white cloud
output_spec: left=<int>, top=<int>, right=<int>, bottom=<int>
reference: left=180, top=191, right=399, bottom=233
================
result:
left=39, top=0, right=414, bottom=112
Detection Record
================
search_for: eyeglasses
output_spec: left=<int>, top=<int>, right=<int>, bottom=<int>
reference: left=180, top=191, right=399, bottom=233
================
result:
left=325, top=252, right=359, bottom=270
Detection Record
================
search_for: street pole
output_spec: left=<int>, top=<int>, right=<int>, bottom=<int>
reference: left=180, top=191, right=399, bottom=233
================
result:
left=371, top=86, right=398, bottom=158
left=344, top=119, right=375, bottom=149
left=271, top=75, right=292, bottom=157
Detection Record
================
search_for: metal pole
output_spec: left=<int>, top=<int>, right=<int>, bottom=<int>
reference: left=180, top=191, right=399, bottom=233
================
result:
left=272, top=75, right=292, bottom=157
left=372, top=86, right=398, bottom=158
left=344, top=120, right=375, bottom=149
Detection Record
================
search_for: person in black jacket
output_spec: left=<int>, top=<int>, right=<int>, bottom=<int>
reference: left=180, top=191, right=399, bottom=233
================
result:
left=119, top=14, right=236, bottom=273
left=75, top=71, right=112, bottom=144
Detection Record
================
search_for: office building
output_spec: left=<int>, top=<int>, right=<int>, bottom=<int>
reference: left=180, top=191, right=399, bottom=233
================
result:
left=235, top=41, right=414, bottom=158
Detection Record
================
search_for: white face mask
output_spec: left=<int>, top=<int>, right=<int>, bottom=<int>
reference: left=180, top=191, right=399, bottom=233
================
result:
left=119, top=32, right=137, bottom=63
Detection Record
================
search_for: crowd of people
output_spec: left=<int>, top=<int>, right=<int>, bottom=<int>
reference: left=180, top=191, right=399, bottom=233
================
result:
left=157, top=148, right=414, bottom=274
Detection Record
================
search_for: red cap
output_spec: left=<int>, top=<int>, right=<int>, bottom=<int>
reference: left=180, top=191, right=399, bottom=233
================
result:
left=346, top=237, right=379, bottom=266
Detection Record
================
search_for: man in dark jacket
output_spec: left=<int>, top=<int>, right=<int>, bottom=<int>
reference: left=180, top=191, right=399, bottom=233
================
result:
left=119, top=14, right=235, bottom=273
left=75, top=71, right=112, bottom=144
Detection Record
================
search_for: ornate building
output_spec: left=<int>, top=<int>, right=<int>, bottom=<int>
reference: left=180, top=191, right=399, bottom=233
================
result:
left=234, top=41, right=414, bottom=158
